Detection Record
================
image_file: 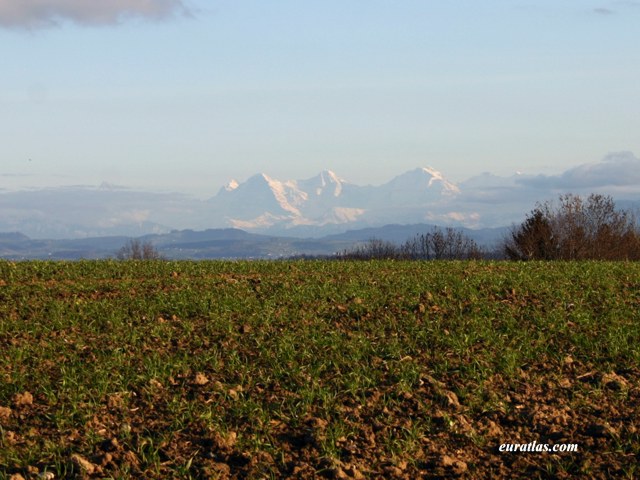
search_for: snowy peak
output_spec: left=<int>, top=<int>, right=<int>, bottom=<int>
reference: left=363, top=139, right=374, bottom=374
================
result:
left=421, top=166, right=450, bottom=187
left=245, top=173, right=304, bottom=215
left=223, top=179, right=239, bottom=192
left=298, top=169, right=346, bottom=197
left=213, top=173, right=302, bottom=220
left=318, top=169, right=342, bottom=185
left=384, top=167, right=460, bottom=197
left=211, top=167, right=462, bottom=231
left=245, top=172, right=274, bottom=186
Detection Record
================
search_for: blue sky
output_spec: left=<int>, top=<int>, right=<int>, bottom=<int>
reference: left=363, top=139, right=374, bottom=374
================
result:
left=1, top=0, right=639, bottom=197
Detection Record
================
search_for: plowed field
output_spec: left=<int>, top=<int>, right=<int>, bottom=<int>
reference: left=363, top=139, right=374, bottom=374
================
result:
left=1, top=260, right=639, bottom=478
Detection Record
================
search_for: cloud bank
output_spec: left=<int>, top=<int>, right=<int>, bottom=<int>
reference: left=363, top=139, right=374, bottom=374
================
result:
left=516, top=152, right=640, bottom=189
left=0, top=0, right=191, bottom=29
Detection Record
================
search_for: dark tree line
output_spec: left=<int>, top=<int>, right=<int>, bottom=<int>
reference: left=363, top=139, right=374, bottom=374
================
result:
left=504, top=193, right=640, bottom=260
left=339, top=194, right=640, bottom=262
left=338, top=226, right=484, bottom=260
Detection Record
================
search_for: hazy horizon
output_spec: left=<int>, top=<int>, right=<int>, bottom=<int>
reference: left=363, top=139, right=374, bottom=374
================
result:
left=2, top=152, right=640, bottom=241
left=2, top=150, right=639, bottom=197
left=2, top=1, right=639, bottom=197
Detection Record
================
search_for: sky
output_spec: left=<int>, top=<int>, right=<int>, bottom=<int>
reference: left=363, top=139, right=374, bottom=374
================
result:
left=1, top=0, right=639, bottom=197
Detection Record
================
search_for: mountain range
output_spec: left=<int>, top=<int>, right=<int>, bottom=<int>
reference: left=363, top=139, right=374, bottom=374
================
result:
left=210, top=167, right=464, bottom=234
left=1, top=152, right=639, bottom=240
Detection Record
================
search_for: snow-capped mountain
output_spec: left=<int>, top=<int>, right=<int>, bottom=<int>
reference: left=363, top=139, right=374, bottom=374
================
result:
left=5, top=152, right=638, bottom=240
left=297, top=169, right=345, bottom=198
left=382, top=167, right=460, bottom=199
left=215, top=173, right=306, bottom=219
left=367, top=167, right=460, bottom=209
left=209, top=167, right=463, bottom=233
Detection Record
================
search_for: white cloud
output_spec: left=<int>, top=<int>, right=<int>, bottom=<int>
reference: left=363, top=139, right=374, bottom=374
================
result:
left=0, top=0, right=191, bottom=29
left=516, top=152, right=640, bottom=189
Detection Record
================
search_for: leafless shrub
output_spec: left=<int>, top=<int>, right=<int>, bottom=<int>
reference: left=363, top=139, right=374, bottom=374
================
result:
left=338, top=227, right=483, bottom=260
left=504, top=193, right=640, bottom=260
left=404, top=227, right=484, bottom=260
left=116, top=239, right=164, bottom=260
left=338, top=238, right=402, bottom=260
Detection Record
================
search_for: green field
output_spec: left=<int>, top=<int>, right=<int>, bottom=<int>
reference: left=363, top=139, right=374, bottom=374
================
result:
left=1, top=260, right=639, bottom=479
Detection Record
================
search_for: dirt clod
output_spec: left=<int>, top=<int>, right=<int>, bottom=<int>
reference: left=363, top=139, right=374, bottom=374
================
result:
left=0, top=405, right=12, bottom=421
left=12, top=391, right=33, bottom=407
left=440, top=455, right=468, bottom=475
left=193, top=372, right=209, bottom=386
left=70, top=453, right=98, bottom=474
left=602, top=372, right=628, bottom=391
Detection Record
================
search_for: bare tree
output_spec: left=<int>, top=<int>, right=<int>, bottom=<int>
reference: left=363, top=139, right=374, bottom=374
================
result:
left=338, top=227, right=483, bottom=260
left=400, top=227, right=483, bottom=260
left=504, top=193, right=640, bottom=260
left=116, top=239, right=164, bottom=260
left=337, top=238, right=402, bottom=260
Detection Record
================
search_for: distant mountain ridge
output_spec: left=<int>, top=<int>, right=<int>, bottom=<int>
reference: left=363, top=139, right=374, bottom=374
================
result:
left=0, top=224, right=508, bottom=260
left=210, top=166, right=465, bottom=233
left=2, top=153, right=639, bottom=240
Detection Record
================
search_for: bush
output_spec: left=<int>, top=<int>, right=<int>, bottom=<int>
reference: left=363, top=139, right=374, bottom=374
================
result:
left=337, top=238, right=402, bottom=260
left=401, top=227, right=484, bottom=260
left=116, top=239, right=164, bottom=260
left=338, top=227, right=483, bottom=260
left=504, top=193, right=640, bottom=260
